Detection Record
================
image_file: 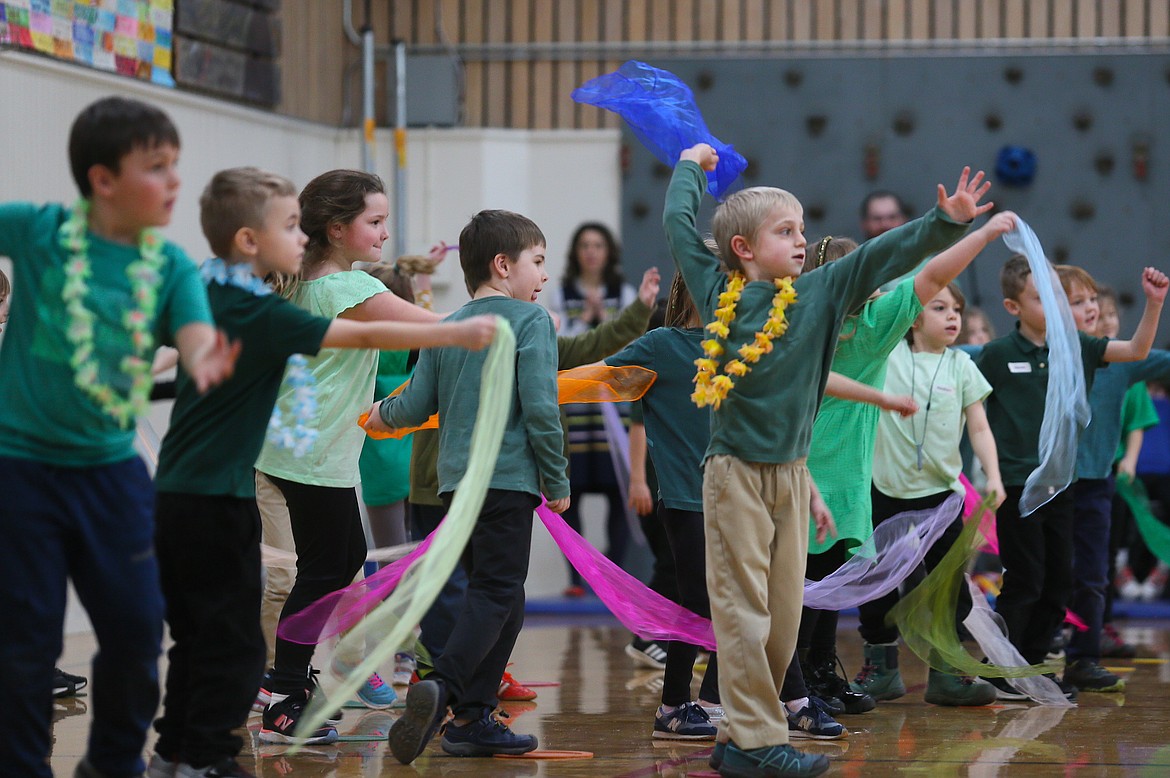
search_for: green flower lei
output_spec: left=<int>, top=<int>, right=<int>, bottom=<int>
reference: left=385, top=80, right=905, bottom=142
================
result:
left=59, top=200, right=164, bottom=429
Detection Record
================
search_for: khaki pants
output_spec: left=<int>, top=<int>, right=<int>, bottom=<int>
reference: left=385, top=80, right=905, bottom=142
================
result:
left=703, top=455, right=810, bottom=749
left=256, top=470, right=295, bottom=669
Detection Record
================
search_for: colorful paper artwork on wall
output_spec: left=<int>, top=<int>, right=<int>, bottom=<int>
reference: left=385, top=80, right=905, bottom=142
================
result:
left=0, top=0, right=174, bottom=86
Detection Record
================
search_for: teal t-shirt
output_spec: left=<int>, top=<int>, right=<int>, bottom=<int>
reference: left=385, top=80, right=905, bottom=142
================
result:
left=358, top=349, right=414, bottom=506
left=1076, top=351, right=1170, bottom=479
left=154, top=280, right=330, bottom=499
left=607, top=327, right=707, bottom=512
left=380, top=295, right=569, bottom=500
left=663, top=161, right=970, bottom=465
left=255, top=270, right=387, bottom=488
left=0, top=202, right=212, bottom=465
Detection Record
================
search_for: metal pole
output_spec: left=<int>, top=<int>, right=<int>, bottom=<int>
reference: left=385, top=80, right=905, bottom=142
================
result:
left=393, top=40, right=407, bottom=258
left=360, top=23, right=376, bottom=174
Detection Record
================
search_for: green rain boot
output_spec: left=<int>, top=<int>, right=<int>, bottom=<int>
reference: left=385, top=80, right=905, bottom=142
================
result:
left=851, top=643, right=906, bottom=701
left=924, top=669, right=998, bottom=706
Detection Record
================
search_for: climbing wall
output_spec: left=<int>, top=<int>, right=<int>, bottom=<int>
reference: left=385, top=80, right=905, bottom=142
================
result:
left=617, top=53, right=1170, bottom=335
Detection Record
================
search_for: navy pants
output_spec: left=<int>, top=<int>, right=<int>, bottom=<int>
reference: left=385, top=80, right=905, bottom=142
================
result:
left=1068, top=477, right=1114, bottom=662
left=995, top=485, right=1075, bottom=665
left=0, top=456, right=163, bottom=778
left=154, top=493, right=266, bottom=767
left=435, top=489, right=537, bottom=719
left=410, top=502, right=469, bottom=662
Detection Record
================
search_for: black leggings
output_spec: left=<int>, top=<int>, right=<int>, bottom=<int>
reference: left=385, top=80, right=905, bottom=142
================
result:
left=267, top=476, right=367, bottom=693
left=857, top=488, right=965, bottom=645
left=797, top=542, right=849, bottom=661
left=658, top=506, right=719, bottom=706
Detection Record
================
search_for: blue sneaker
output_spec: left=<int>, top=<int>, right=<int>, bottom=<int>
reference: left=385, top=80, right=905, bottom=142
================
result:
left=786, top=697, right=847, bottom=740
left=653, top=701, right=717, bottom=740
left=388, top=679, right=447, bottom=764
left=356, top=672, right=397, bottom=709
left=440, top=712, right=538, bottom=756
left=718, top=741, right=829, bottom=777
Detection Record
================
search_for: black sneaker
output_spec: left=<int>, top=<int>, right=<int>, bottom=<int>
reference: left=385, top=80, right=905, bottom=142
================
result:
left=259, top=691, right=339, bottom=745
left=305, top=665, right=343, bottom=724
left=1063, top=659, right=1125, bottom=693
left=388, top=678, right=448, bottom=764
left=983, top=675, right=1029, bottom=701
left=53, top=667, right=88, bottom=698
left=175, top=757, right=255, bottom=777
left=441, top=711, right=539, bottom=756
left=804, top=653, right=875, bottom=714
left=1045, top=673, right=1079, bottom=701
left=786, top=696, right=848, bottom=740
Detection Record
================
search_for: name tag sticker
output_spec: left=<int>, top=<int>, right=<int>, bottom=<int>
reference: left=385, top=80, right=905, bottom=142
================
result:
left=1008, top=362, right=1032, bottom=374
left=936, top=384, right=956, bottom=395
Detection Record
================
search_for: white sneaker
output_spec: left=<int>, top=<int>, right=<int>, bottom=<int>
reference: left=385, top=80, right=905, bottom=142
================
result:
left=145, top=753, right=178, bottom=778
left=700, top=703, right=725, bottom=722
left=392, top=652, right=417, bottom=686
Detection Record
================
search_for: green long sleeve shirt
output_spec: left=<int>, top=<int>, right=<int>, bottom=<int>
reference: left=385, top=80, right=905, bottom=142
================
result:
left=407, top=298, right=653, bottom=506
left=664, top=161, right=971, bottom=464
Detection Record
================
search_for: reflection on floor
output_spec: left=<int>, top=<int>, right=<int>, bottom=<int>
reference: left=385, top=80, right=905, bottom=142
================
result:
left=50, top=614, right=1170, bottom=776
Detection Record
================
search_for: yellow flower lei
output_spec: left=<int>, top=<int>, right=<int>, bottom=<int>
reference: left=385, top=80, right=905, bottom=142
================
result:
left=692, top=272, right=797, bottom=410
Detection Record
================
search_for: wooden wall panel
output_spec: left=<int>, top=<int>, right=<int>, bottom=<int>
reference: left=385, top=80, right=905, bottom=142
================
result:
left=275, top=0, right=1170, bottom=128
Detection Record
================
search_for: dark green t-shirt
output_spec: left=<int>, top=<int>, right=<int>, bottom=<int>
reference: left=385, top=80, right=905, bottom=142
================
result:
left=0, top=202, right=213, bottom=465
left=976, top=326, right=1109, bottom=486
left=664, top=161, right=970, bottom=464
left=382, top=295, right=569, bottom=500
left=154, top=281, right=330, bottom=498
left=608, top=327, right=707, bottom=511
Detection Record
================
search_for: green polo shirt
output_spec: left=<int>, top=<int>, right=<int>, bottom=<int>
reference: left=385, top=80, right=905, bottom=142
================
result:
left=976, top=326, right=1109, bottom=486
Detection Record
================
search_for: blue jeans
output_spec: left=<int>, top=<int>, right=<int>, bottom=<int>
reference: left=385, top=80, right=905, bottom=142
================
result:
left=1068, top=477, right=1114, bottom=662
left=0, top=456, right=163, bottom=778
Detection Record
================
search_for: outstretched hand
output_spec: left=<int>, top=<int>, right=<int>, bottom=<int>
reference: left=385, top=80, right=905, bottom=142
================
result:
left=1142, top=267, right=1169, bottom=304
left=638, top=267, right=661, bottom=307
left=363, top=401, right=392, bottom=433
left=936, top=167, right=994, bottom=224
left=680, top=143, right=719, bottom=172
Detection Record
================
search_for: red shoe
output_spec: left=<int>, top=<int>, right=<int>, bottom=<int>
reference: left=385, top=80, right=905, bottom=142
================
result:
left=563, top=585, right=586, bottom=598
left=498, top=671, right=538, bottom=702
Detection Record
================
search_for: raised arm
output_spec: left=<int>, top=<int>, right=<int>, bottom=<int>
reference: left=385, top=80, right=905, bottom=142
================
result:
left=664, top=147, right=727, bottom=318
left=1105, top=268, right=1169, bottom=362
left=341, top=288, right=443, bottom=324
left=322, top=315, right=495, bottom=351
left=914, top=211, right=1016, bottom=304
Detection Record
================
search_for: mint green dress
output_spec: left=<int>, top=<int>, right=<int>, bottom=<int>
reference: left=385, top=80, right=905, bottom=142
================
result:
left=806, top=277, right=923, bottom=555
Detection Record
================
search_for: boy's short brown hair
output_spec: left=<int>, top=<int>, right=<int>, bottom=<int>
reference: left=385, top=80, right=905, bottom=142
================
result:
left=1000, top=254, right=1034, bottom=300
left=199, top=167, right=298, bottom=259
left=0, top=267, right=9, bottom=301
left=458, top=210, right=546, bottom=296
left=1054, top=264, right=1099, bottom=296
left=711, top=187, right=803, bottom=272
left=69, top=96, right=180, bottom=198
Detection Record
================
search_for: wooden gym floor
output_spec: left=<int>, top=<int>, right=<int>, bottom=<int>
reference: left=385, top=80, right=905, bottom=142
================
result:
left=49, top=614, right=1170, bottom=776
